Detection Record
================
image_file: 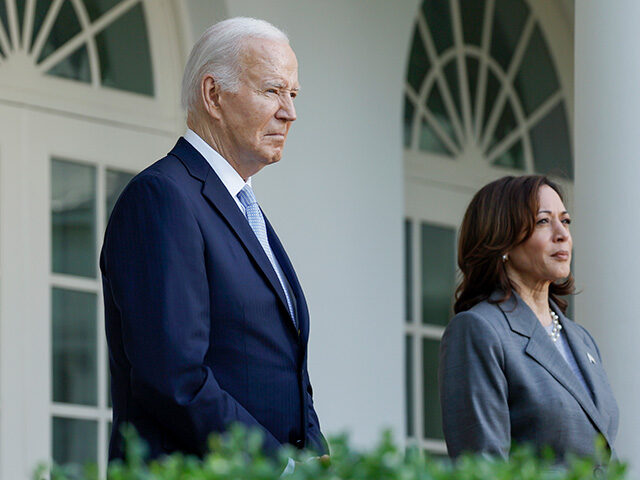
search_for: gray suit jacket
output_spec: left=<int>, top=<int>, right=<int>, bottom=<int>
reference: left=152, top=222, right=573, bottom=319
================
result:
left=439, top=291, right=618, bottom=460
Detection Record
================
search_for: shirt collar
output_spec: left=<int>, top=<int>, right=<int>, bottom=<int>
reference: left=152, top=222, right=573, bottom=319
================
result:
left=183, top=128, right=251, bottom=199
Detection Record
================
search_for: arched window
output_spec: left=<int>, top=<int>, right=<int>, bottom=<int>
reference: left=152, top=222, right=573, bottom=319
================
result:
left=0, top=0, right=153, bottom=95
left=403, top=0, right=574, bottom=456
left=404, top=0, right=572, bottom=179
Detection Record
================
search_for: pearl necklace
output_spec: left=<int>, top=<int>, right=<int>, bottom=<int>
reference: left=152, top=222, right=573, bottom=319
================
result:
left=548, top=309, right=562, bottom=342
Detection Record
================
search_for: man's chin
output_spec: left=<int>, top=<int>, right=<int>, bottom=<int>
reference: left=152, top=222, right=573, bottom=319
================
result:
left=263, top=150, right=284, bottom=164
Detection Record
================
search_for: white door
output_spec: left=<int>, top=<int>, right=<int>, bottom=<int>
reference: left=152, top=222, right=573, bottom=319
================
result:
left=0, top=1, right=183, bottom=478
left=403, top=180, right=471, bottom=455
left=1, top=108, right=175, bottom=479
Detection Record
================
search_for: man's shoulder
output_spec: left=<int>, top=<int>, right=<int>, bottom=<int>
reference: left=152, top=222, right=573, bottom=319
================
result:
left=130, top=140, right=201, bottom=189
left=108, top=147, right=200, bottom=218
left=136, top=156, right=182, bottom=181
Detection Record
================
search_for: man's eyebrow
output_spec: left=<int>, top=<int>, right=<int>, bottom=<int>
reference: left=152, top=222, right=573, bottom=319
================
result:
left=265, top=81, right=300, bottom=91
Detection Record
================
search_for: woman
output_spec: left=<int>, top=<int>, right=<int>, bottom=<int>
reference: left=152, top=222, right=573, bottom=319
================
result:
left=439, top=175, right=618, bottom=461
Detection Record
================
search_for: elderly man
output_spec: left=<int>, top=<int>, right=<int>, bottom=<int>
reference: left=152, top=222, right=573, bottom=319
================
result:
left=101, top=17, right=327, bottom=461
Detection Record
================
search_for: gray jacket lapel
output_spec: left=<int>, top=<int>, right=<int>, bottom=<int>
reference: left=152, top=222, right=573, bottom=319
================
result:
left=556, top=306, right=614, bottom=448
left=498, top=292, right=612, bottom=447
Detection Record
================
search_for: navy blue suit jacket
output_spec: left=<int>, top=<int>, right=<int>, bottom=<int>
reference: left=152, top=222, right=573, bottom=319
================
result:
left=101, top=138, right=327, bottom=460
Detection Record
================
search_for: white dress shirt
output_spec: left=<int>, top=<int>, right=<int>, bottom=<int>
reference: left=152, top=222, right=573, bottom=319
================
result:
left=183, top=128, right=251, bottom=213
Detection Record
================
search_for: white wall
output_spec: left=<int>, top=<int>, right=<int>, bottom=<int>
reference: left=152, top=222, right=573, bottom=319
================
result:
left=183, top=0, right=417, bottom=447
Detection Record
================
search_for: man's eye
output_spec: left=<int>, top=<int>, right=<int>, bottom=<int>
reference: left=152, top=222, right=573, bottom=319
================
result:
left=290, top=92, right=297, bottom=99
left=266, top=88, right=277, bottom=94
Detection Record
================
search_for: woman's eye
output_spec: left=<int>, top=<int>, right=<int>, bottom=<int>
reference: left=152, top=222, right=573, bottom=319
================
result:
left=536, top=218, right=549, bottom=225
left=562, top=218, right=572, bottom=225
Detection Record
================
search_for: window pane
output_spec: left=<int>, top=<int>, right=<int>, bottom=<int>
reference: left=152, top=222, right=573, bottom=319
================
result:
left=406, top=335, right=414, bottom=437
left=407, top=24, right=431, bottom=94
left=1, top=0, right=28, bottom=40
left=36, top=0, right=81, bottom=64
left=421, top=223, right=455, bottom=326
left=422, top=337, right=444, bottom=440
left=466, top=56, right=479, bottom=123
left=52, top=288, right=97, bottom=405
left=426, top=84, right=458, bottom=150
left=493, top=138, right=525, bottom=170
left=461, top=0, right=485, bottom=47
left=405, top=219, right=413, bottom=323
left=481, top=70, right=501, bottom=138
left=530, top=102, right=573, bottom=179
left=404, top=95, right=415, bottom=148
left=0, top=2, right=8, bottom=43
left=490, top=0, right=529, bottom=71
left=488, top=100, right=517, bottom=151
left=443, top=60, right=461, bottom=122
left=46, top=43, right=91, bottom=83
left=422, top=0, right=453, bottom=56
left=419, top=116, right=450, bottom=156
left=106, top=169, right=134, bottom=222
left=96, top=3, right=154, bottom=96
left=84, top=0, right=122, bottom=22
left=31, top=0, right=51, bottom=50
left=51, top=159, right=96, bottom=277
left=16, top=0, right=26, bottom=39
left=514, top=25, right=560, bottom=117
left=52, top=417, right=98, bottom=465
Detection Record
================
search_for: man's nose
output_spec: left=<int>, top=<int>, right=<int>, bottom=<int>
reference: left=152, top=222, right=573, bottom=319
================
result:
left=276, top=95, right=296, bottom=122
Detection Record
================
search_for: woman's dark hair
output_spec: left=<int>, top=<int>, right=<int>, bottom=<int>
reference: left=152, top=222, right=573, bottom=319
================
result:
left=454, top=175, right=575, bottom=314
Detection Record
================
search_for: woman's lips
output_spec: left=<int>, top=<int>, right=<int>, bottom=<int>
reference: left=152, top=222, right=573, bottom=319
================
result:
left=551, top=251, right=570, bottom=260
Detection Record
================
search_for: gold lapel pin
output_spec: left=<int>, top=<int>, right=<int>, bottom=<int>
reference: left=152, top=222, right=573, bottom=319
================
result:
left=587, top=352, right=596, bottom=364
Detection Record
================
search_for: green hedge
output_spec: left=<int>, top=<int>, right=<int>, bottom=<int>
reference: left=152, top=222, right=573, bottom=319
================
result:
left=38, top=425, right=627, bottom=480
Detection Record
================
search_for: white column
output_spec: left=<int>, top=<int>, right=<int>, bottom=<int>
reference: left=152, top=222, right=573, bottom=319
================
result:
left=574, top=0, right=640, bottom=468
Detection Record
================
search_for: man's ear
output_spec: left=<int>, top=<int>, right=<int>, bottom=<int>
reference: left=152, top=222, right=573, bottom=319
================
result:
left=201, top=74, right=222, bottom=120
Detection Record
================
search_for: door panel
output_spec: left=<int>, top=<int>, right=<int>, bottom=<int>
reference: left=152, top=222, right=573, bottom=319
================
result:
left=18, top=109, right=174, bottom=477
left=404, top=177, right=472, bottom=455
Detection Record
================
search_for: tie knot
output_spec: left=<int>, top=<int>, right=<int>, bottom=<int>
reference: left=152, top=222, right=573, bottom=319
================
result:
left=237, top=184, right=258, bottom=208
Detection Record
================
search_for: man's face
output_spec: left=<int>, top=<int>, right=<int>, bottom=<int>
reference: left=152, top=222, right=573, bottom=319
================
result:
left=216, top=38, right=299, bottom=177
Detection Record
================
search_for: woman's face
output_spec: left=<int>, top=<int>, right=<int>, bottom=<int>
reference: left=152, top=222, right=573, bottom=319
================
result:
left=507, top=185, right=572, bottom=289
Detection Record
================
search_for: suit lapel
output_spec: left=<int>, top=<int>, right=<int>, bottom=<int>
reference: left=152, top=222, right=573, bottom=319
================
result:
left=265, top=216, right=308, bottom=342
left=169, top=139, right=293, bottom=326
left=558, top=308, right=614, bottom=446
left=498, top=292, right=612, bottom=447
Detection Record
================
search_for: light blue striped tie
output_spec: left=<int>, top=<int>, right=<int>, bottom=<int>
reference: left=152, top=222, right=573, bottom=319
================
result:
left=237, top=185, right=296, bottom=326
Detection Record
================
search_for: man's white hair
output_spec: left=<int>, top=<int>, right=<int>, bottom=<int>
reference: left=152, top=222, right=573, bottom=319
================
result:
left=181, top=17, right=289, bottom=114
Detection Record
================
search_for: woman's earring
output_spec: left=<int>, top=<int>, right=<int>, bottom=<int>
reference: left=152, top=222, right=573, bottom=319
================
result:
left=502, top=254, right=509, bottom=263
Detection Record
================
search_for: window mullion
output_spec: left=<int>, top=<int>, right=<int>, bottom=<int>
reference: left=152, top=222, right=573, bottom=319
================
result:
left=5, top=0, right=20, bottom=50
left=68, top=0, right=101, bottom=87
left=450, top=0, right=473, bottom=139
left=473, top=0, right=496, bottom=142
left=21, top=0, right=36, bottom=52
left=480, top=15, right=535, bottom=152
left=29, top=0, right=64, bottom=62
